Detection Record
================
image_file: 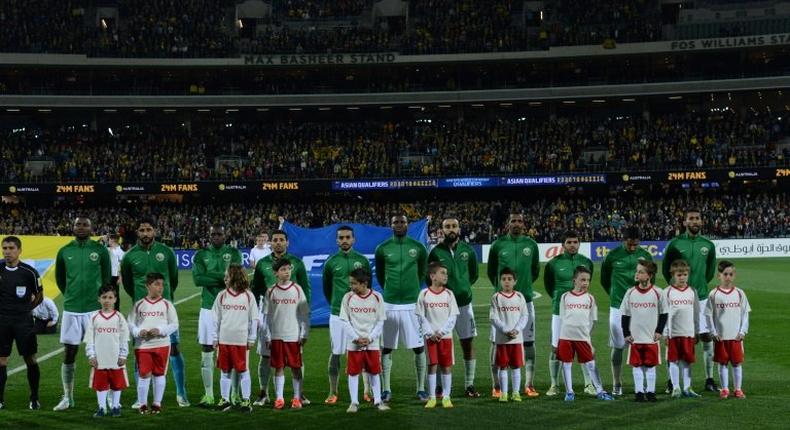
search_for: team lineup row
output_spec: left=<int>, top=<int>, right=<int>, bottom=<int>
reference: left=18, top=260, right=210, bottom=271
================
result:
left=0, top=209, right=750, bottom=416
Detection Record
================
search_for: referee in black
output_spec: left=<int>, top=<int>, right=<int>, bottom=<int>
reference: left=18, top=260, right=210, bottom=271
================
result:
left=0, top=236, right=43, bottom=410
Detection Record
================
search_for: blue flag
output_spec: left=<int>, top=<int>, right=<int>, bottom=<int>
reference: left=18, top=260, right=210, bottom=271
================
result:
left=283, top=219, right=430, bottom=326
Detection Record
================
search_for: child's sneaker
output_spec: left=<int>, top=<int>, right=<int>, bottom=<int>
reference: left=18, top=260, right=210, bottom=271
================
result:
left=138, top=405, right=149, bottom=415
left=564, top=392, right=575, bottom=402
left=253, top=396, right=269, bottom=407
left=612, top=385, right=623, bottom=396
left=525, top=386, right=539, bottom=397
left=671, top=387, right=682, bottom=399
left=197, top=395, right=214, bottom=408
left=273, top=399, right=285, bottom=410
left=465, top=385, right=480, bottom=398
left=491, top=388, right=502, bottom=398
left=346, top=403, right=359, bottom=413
left=646, top=392, right=657, bottom=402
left=290, top=398, right=303, bottom=409
left=584, top=384, right=597, bottom=396
left=734, top=389, right=746, bottom=399
left=216, top=399, right=232, bottom=412
left=596, top=392, right=614, bottom=401
left=635, top=392, right=645, bottom=402
left=150, top=404, right=161, bottom=415
left=720, top=389, right=730, bottom=399
left=425, top=397, right=437, bottom=408
left=498, top=393, right=508, bottom=403
left=683, top=389, right=701, bottom=398
left=93, top=407, right=106, bottom=418
left=363, top=393, right=372, bottom=402
left=110, top=407, right=121, bottom=417
left=376, top=402, right=390, bottom=411
left=545, top=385, right=560, bottom=396
left=416, top=391, right=429, bottom=402
left=324, top=394, right=338, bottom=405
left=441, top=397, right=453, bottom=408
left=511, top=392, right=522, bottom=402
left=240, top=399, right=253, bottom=414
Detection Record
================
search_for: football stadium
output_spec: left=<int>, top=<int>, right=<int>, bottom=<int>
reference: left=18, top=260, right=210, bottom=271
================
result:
left=1, top=1, right=789, bottom=429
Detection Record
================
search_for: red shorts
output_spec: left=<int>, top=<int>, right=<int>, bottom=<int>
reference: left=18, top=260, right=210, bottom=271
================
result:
left=629, top=343, right=660, bottom=367
left=556, top=339, right=594, bottom=363
left=270, top=340, right=302, bottom=370
left=347, top=350, right=382, bottom=376
left=714, top=340, right=744, bottom=365
left=495, top=344, right=524, bottom=369
left=217, top=344, right=248, bottom=373
left=136, top=346, right=170, bottom=376
left=426, top=338, right=454, bottom=368
left=90, top=368, right=129, bottom=391
left=667, top=337, right=696, bottom=363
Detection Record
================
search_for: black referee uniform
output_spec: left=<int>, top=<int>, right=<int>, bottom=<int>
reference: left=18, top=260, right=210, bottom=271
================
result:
left=0, top=261, right=42, bottom=405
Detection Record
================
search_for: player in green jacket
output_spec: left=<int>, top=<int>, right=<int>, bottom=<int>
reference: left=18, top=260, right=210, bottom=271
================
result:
left=192, top=225, right=242, bottom=407
left=544, top=230, right=595, bottom=397
left=600, top=226, right=653, bottom=396
left=374, top=215, right=429, bottom=402
left=322, top=225, right=371, bottom=404
left=486, top=213, right=540, bottom=398
left=120, top=217, right=188, bottom=407
left=428, top=217, right=480, bottom=397
left=251, top=229, right=311, bottom=406
left=53, top=217, right=111, bottom=411
left=662, top=208, right=719, bottom=393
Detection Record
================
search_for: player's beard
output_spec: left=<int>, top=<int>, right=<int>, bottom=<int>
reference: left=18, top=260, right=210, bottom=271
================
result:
left=688, top=225, right=700, bottom=235
left=444, top=232, right=458, bottom=244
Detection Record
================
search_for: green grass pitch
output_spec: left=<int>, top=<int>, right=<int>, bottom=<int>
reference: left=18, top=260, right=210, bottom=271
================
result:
left=2, top=260, right=789, bottom=429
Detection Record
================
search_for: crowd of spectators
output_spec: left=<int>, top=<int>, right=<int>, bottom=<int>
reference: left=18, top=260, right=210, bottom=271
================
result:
left=0, top=0, right=674, bottom=57
left=1, top=189, right=788, bottom=247
left=2, top=112, right=788, bottom=182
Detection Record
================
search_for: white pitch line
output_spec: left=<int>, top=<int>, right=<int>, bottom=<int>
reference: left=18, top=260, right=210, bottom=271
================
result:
left=9, top=292, right=201, bottom=376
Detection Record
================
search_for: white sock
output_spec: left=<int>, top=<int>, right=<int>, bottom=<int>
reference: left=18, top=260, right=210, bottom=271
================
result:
left=275, top=374, right=285, bottom=400
left=632, top=367, right=645, bottom=393
left=585, top=361, right=604, bottom=393
left=720, top=365, right=730, bottom=390
left=137, top=376, right=151, bottom=405
left=669, top=362, right=680, bottom=390
left=733, top=365, right=742, bottom=391
left=111, top=390, right=121, bottom=408
left=293, top=377, right=302, bottom=399
left=499, top=369, right=509, bottom=395
left=562, top=363, right=573, bottom=394
left=240, top=370, right=251, bottom=399
left=441, top=373, right=452, bottom=399
left=512, top=367, right=521, bottom=395
left=97, top=390, right=108, bottom=410
left=369, top=373, right=382, bottom=404
left=348, top=374, right=359, bottom=405
left=201, top=351, right=214, bottom=398
left=427, top=373, right=437, bottom=399
left=645, top=367, right=656, bottom=393
left=220, top=372, right=232, bottom=401
left=681, top=361, right=692, bottom=391
left=153, top=375, right=166, bottom=406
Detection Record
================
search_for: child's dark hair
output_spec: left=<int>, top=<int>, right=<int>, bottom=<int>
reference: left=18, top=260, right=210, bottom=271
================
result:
left=718, top=260, right=735, bottom=273
left=145, top=272, right=165, bottom=285
left=670, top=259, right=690, bottom=274
left=98, top=284, right=117, bottom=297
left=349, top=268, right=371, bottom=285
left=226, top=263, right=249, bottom=291
left=272, top=258, right=292, bottom=272
left=573, top=265, right=591, bottom=279
left=428, top=261, right=446, bottom=276
left=637, top=259, right=657, bottom=277
left=500, top=267, right=517, bottom=280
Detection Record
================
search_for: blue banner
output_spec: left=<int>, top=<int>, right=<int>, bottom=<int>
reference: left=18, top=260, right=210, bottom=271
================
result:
left=590, top=241, right=670, bottom=262
left=283, top=219, right=430, bottom=326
